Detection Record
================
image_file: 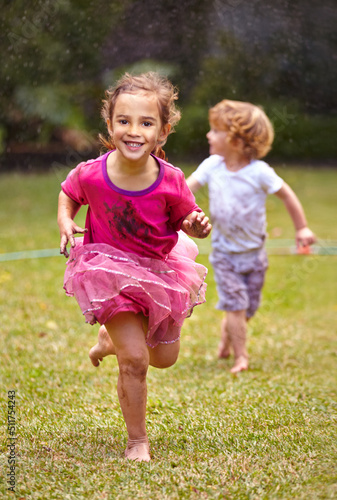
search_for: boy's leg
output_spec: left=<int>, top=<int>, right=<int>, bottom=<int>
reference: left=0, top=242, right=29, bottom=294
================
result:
left=210, top=253, right=248, bottom=365
left=218, top=315, right=231, bottom=358
left=104, top=312, right=151, bottom=462
left=226, top=310, right=248, bottom=373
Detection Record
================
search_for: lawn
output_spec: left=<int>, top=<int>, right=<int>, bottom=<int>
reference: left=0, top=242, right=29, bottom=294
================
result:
left=0, top=164, right=336, bottom=499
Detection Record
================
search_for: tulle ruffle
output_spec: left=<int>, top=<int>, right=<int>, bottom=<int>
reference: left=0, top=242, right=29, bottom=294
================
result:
left=63, top=232, right=207, bottom=347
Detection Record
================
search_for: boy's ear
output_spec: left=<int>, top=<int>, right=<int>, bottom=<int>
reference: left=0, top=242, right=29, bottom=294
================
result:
left=231, top=135, right=244, bottom=151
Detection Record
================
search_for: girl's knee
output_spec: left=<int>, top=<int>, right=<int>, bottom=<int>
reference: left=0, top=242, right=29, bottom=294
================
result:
left=118, top=351, right=149, bottom=379
left=151, top=356, right=177, bottom=369
left=149, top=341, right=180, bottom=369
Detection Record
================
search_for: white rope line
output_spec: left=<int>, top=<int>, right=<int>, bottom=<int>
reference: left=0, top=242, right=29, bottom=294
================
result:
left=0, top=248, right=61, bottom=262
left=0, top=240, right=336, bottom=262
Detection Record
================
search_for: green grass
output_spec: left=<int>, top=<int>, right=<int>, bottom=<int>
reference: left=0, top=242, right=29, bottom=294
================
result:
left=0, top=165, right=336, bottom=499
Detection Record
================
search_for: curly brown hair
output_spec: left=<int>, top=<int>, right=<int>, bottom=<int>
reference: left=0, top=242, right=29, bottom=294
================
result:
left=99, top=72, right=181, bottom=160
left=209, top=99, right=274, bottom=159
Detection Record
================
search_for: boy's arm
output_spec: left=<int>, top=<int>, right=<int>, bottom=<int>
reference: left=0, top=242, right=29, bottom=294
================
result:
left=186, top=175, right=202, bottom=194
left=57, top=191, right=87, bottom=257
left=274, top=182, right=316, bottom=247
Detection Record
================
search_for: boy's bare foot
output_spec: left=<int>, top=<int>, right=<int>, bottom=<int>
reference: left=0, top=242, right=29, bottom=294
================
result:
left=218, top=318, right=231, bottom=358
left=125, top=437, right=151, bottom=462
left=89, top=325, right=115, bottom=367
left=230, top=355, right=249, bottom=374
left=218, top=338, right=231, bottom=359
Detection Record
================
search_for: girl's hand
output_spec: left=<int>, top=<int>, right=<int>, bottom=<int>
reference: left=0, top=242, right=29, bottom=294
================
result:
left=296, top=226, right=316, bottom=248
left=59, top=219, right=87, bottom=258
left=182, top=211, right=212, bottom=239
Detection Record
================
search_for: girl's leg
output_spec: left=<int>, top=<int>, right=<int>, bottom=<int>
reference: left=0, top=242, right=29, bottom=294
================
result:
left=89, top=325, right=116, bottom=366
left=89, top=319, right=180, bottom=369
left=148, top=339, right=180, bottom=368
left=104, top=312, right=151, bottom=462
left=226, top=310, right=249, bottom=374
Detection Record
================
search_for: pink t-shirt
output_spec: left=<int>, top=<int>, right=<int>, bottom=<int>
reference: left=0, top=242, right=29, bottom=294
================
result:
left=61, top=151, right=200, bottom=259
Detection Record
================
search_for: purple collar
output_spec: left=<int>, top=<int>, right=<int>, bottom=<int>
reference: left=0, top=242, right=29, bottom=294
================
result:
left=102, top=151, right=164, bottom=196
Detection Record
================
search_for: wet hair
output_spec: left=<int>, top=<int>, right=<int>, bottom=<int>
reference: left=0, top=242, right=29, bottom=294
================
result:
left=209, top=99, right=274, bottom=159
left=99, top=72, right=181, bottom=160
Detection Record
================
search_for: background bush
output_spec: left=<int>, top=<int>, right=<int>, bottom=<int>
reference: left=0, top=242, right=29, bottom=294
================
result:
left=1, top=0, right=336, bottom=165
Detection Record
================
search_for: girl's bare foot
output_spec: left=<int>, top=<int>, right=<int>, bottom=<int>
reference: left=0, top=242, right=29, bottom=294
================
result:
left=125, top=437, right=150, bottom=462
left=230, top=355, right=249, bottom=374
left=89, top=326, right=116, bottom=367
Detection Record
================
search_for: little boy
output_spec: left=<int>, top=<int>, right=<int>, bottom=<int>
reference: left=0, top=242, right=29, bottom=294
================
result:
left=186, top=99, right=316, bottom=373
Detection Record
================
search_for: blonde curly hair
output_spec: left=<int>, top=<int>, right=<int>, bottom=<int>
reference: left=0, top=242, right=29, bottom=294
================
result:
left=99, top=72, right=181, bottom=160
left=209, top=99, right=274, bottom=159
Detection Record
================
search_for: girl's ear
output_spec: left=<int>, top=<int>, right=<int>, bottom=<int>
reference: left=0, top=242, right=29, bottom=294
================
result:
left=107, top=118, right=113, bottom=136
left=159, top=123, right=171, bottom=142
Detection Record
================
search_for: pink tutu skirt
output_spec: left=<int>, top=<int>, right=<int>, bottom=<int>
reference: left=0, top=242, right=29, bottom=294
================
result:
left=63, top=232, right=207, bottom=347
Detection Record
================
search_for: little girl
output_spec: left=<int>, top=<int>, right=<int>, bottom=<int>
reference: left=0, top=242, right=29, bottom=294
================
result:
left=57, top=72, right=212, bottom=462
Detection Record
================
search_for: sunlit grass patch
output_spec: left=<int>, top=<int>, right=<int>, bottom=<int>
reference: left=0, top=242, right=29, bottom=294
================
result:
left=0, top=166, right=336, bottom=499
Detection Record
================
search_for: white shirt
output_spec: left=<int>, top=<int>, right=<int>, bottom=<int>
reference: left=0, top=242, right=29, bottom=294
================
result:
left=192, top=155, right=284, bottom=253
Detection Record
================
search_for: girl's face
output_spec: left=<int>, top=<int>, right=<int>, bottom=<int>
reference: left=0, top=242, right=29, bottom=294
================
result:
left=108, top=91, right=170, bottom=164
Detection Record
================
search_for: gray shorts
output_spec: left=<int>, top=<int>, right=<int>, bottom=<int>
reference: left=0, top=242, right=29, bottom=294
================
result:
left=209, top=248, right=268, bottom=318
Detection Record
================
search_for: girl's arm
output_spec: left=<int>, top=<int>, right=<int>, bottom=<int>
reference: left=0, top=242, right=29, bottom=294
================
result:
left=57, top=191, right=87, bottom=257
left=181, top=211, right=212, bottom=239
left=183, top=175, right=210, bottom=237
left=274, top=182, right=316, bottom=247
left=186, top=175, right=202, bottom=194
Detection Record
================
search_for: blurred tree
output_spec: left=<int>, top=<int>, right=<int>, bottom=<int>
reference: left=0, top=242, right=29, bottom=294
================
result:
left=271, top=1, right=337, bottom=113
left=1, top=0, right=128, bottom=150
left=202, top=0, right=337, bottom=113
left=101, top=0, right=214, bottom=100
left=177, top=0, right=337, bottom=161
left=1, top=0, right=336, bottom=162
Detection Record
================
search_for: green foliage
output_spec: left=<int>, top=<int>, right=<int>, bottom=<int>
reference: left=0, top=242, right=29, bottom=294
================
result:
left=0, top=126, right=6, bottom=154
left=0, top=167, right=336, bottom=498
left=168, top=101, right=337, bottom=162
left=13, top=85, right=88, bottom=144
left=180, top=25, right=337, bottom=161
left=105, top=60, right=178, bottom=84
left=190, top=32, right=275, bottom=107
left=1, top=1, right=336, bottom=161
left=169, top=104, right=210, bottom=160
left=264, top=102, right=337, bottom=161
left=1, top=0, right=126, bottom=142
